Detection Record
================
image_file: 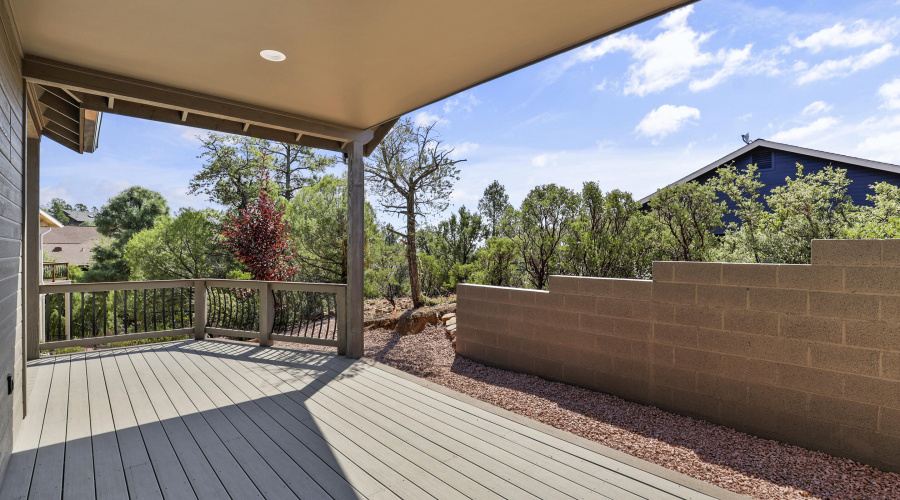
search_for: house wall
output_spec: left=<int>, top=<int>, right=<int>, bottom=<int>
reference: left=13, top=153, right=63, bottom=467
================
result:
left=695, top=146, right=900, bottom=230
left=0, top=1, right=24, bottom=484
left=456, top=239, right=900, bottom=472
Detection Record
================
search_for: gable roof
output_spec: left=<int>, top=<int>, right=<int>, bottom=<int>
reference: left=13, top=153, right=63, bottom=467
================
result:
left=39, top=209, right=63, bottom=227
left=43, top=226, right=104, bottom=266
left=638, top=140, right=900, bottom=204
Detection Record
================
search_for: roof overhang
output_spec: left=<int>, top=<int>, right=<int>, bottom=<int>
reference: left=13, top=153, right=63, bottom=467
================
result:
left=38, top=209, right=64, bottom=227
left=10, top=0, right=695, bottom=155
left=638, top=139, right=900, bottom=204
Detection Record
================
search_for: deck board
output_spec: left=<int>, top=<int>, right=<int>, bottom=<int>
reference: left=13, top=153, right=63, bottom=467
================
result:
left=0, top=340, right=744, bottom=500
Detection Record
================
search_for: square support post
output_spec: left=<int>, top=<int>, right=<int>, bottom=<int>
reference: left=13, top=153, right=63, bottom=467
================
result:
left=193, top=280, right=207, bottom=340
left=346, top=140, right=365, bottom=358
left=258, top=282, right=274, bottom=347
left=25, top=137, right=41, bottom=361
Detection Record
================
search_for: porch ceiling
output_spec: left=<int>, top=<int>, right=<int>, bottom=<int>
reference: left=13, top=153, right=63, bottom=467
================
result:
left=11, top=0, right=693, bottom=146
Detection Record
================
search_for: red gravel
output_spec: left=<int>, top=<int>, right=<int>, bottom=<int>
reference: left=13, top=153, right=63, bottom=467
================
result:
left=275, top=326, right=900, bottom=500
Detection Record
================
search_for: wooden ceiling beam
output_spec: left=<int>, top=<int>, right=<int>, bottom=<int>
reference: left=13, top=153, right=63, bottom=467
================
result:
left=43, top=124, right=80, bottom=152
left=79, top=94, right=346, bottom=152
left=37, top=89, right=79, bottom=123
left=24, top=55, right=373, bottom=144
left=41, top=106, right=80, bottom=135
left=364, top=118, right=398, bottom=157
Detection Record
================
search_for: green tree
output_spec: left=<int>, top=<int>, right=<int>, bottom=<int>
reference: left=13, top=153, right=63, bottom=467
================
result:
left=437, top=206, right=483, bottom=266
left=189, top=134, right=269, bottom=210
left=286, top=174, right=379, bottom=283
left=478, top=180, right=510, bottom=239
left=848, top=182, right=900, bottom=238
left=564, top=183, right=654, bottom=278
left=516, top=184, right=578, bottom=289
left=648, top=181, right=724, bottom=262
left=85, top=186, right=169, bottom=282
left=260, top=142, right=336, bottom=200
left=366, top=118, right=464, bottom=307
left=473, top=236, right=521, bottom=287
left=123, top=209, right=234, bottom=280
left=709, top=163, right=768, bottom=263
left=42, top=198, right=72, bottom=225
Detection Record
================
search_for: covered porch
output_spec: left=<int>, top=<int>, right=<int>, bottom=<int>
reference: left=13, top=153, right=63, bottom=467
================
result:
left=0, top=340, right=737, bottom=500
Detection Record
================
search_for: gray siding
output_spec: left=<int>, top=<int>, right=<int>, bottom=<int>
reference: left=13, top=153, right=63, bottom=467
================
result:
left=0, top=1, right=23, bottom=486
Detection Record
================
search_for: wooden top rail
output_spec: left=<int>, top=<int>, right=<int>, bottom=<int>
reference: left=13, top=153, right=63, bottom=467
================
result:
left=40, top=278, right=348, bottom=295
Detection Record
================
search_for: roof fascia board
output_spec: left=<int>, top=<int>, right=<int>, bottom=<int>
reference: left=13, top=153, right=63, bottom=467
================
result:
left=23, top=55, right=374, bottom=144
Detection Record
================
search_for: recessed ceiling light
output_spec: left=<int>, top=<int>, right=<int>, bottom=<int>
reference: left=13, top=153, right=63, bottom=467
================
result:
left=260, top=50, right=286, bottom=62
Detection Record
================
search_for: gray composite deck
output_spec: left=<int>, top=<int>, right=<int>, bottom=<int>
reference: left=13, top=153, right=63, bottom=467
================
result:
left=0, top=340, right=741, bottom=500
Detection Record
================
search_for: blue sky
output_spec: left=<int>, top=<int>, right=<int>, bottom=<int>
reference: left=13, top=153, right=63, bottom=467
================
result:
left=41, top=0, right=900, bottom=226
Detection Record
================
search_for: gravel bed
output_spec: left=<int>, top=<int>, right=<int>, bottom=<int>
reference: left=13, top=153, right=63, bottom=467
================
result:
left=274, top=326, right=900, bottom=500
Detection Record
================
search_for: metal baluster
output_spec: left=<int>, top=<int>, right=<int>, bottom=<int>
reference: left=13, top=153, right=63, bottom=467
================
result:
left=179, top=287, right=185, bottom=329
left=153, top=288, right=158, bottom=331
left=303, top=292, right=311, bottom=338
left=103, top=291, right=108, bottom=335
left=80, top=291, right=85, bottom=338
left=114, top=290, right=119, bottom=335
left=141, top=289, right=146, bottom=332
left=92, top=292, right=97, bottom=337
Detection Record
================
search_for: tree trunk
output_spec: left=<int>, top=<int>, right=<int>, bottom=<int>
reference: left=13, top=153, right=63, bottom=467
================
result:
left=406, top=200, right=422, bottom=308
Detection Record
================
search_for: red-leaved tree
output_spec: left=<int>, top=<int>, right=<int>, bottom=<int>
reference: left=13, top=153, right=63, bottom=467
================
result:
left=222, top=166, right=298, bottom=281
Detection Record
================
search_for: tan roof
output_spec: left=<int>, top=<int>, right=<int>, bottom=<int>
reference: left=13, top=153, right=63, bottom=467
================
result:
left=12, top=0, right=692, bottom=133
left=43, top=226, right=104, bottom=267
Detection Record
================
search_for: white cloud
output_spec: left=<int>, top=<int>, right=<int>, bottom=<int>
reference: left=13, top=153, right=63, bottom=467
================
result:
left=174, top=125, right=207, bottom=144
left=442, top=93, right=481, bottom=114
left=689, top=44, right=753, bottom=92
left=530, top=152, right=561, bottom=167
left=857, top=130, right=900, bottom=163
left=879, top=78, right=900, bottom=109
left=594, top=79, right=608, bottom=91
left=802, top=101, right=833, bottom=116
left=789, top=20, right=898, bottom=53
left=635, top=105, right=700, bottom=142
left=413, top=111, right=447, bottom=127
left=737, top=113, right=753, bottom=122
left=797, top=43, right=899, bottom=84
left=770, top=117, right=839, bottom=142
left=450, top=142, right=479, bottom=158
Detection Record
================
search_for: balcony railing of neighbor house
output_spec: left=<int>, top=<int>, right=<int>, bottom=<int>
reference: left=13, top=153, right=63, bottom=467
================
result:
left=38, top=279, right=347, bottom=354
left=42, top=262, right=69, bottom=282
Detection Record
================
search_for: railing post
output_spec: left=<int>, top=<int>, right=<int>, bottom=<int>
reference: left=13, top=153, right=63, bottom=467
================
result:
left=337, top=286, right=347, bottom=356
left=258, top=282, right=274, bottom=347
left=65, top=293, right=71, bottom=341
left=194, top=280, right=207, bottom=340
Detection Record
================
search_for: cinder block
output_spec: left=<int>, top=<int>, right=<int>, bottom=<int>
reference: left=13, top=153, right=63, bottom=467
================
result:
left=612, top=279, right=653, bottom=301
left=526, top=306, right=572, bottom=326
left=614, top=318, right=653, bottom=340
left=885, top=352, right=900, bottom=382
left=475, top=328, right=500, bottom=347
left=650, top=344, right=674, bottom=365
left=505, top=352, right=537, bottom=374
left=612, top=356, right=651, bottom=381
left=653, top=365, right=697, bottom=391
left=808, top=394, right=879, bottom=431
left=774, top=410, right=842, bottom=451
left=651, top=281, right=696, bottom=304
left=842, top=374, right=900, bottom=409
left=507, top=289, right=538, bottom=306
left=483, top=285, right=511, bottom=303
left=579, top=313, right=615, bottom=334
left=653, top=323, right=698, bottom=347
left=547, top=342, right=574, bottom=363
left=696, top=375, right=748, bottom=402
left=456, top=284, right=486, bottom=301
left=748, top=383, right=809, bottom=414
left=812, top=239, right=882, bottom=266
left=578, top=349, right=615, bottom=374
left=482, top=344, right=511, bottom=367
left=541, top=292, right=565, bottom=309
left=652, top=261, right=676, bottom=282
left=696, top=284, right=748, bottom=309
left=596, top=297, right=635, bottom=318
left=723, top=308, right=779, bottom=336
left=718, top=400, right=779, bottom=435
left=778, top=264, right=844, bottom=291
left=749, top=287, right=808, bottom=314
left=597, top=374, right=652, bottom=403
left=882, top=240, right=900, bottom=267
left=720, top=355, right=779, bottom=385
left=674, top=304, right=723, bottom=329
left=810, top=343, right=880, bottom=377
left=629, top=339, right=650, bottom=360
left=561, top=293, right=597, bottom=313
left=697, top=328, right=751, bottom=356
left=595, top=334, right=632, bottom=358
left=507, top=318, right=537, bottom=339
left=748, top=335, right=809, bottom=366
left=780, top=314, right=843, bottom=344
left=882, top=295, right=900, bottom=322
left=563, top=364, right=598, bottom=389
left=673, top=347, right=721, bottom=373
left=652, top=302, right=676, bottom=324
left=809, top=291, right=879, bottom=320
left=576, top=277, right=615, bottom=297
left=548, top=275, right=581, bottom=295
left=844, top=320, right=900, bottom=351
left=560, top=329, right=600, bottom=351
left=672, top=261, right=722, bottom=284
left=628, top=300, right=657, bottom=322
left=722, top=263, right=778, bottom=287
left=880, top=407, right=900, bottom=439
left=532, top=357, right=566, bottom=381
left=663, top=387, right=722, bottom=421
left=776, top=364, right=843, bottom=397
left=845, top=266, right=900, bottom=294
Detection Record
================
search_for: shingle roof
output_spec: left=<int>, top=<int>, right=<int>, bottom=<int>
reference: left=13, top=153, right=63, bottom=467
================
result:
left=43, top=226, right=105, bottom=266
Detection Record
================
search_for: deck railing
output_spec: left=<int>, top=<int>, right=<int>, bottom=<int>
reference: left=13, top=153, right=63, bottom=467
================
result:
left=42, top=262, right=69, bottom=282
left=37, top=278, right=347, bottom=355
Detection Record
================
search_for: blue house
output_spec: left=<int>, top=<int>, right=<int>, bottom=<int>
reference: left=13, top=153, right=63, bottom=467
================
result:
left=639, top=139, right=900, bottom=229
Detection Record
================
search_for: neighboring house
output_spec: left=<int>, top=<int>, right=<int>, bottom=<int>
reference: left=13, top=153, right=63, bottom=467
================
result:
left=640, top=139, right=900, bottom=229
left=61, top=209, right=98, bottom=226
left=42, top=226, right=104, bottom=268
left=38, top=209, right=63, bottom=228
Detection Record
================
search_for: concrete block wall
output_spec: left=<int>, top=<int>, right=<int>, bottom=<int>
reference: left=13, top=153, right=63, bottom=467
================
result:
left=456, top=239, right=900, bottom=472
